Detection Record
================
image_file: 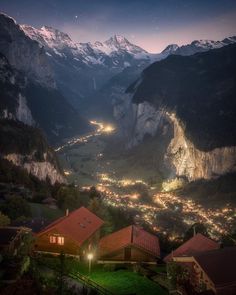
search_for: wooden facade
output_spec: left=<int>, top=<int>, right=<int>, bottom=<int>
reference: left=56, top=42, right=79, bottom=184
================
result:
left=172, top=247, right=236, bottom=295
left=99, top=225, right=160, bottom=263
left=173, top=257, right=215, bottom=293
left=100, top=245, right=157, bottom=263
left=34, top=207, right=104, bottom=258
left=35, top=227, right=101, bottom=257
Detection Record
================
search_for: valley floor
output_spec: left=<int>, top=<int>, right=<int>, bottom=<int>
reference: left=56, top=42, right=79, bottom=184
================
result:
left=56, top=121, right=236, bottom=239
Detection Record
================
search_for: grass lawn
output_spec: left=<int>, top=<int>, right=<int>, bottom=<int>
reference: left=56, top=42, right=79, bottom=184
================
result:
left=39, top=257, right=168, bottom=295
left=89, top=269, right=167, bottom=295
left=30, top=203, right=63, bottom=221
left=68, top=260, right=167, bottom=295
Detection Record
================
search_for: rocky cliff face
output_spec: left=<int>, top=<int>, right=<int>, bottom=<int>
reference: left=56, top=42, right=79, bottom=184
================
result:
left=165, top=112, right=236, bottom=180
left=15, top=93, right=35, bottom=125
left=115, top=44, right=236, bottom=181
left=0, top=53, right=34, bottom=125
left=92, top=36, right=236, bottom=120
left=0, top=14, right=90, bottom=144
left=0, top=13, right=55, bottom=88
left=3, top=153, right=65, bottom=184
left=0, top=120, right=65, bottom=184
left=115, top=100, right=236, bottom=181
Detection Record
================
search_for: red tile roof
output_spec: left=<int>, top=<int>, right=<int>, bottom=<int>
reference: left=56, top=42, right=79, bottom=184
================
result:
left=99, top=225, right=160, bottom=258
left=37, top=207, right=104, bottom=246
left=164, top=233, right=219, bottom=262
left=194, top=247, right=236, bottom=294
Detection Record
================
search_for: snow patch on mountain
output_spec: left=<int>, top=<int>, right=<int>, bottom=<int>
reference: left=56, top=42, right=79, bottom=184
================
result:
left=21, top=25, right=150, bottom=67
left=161, top=37, right=236, bottom=56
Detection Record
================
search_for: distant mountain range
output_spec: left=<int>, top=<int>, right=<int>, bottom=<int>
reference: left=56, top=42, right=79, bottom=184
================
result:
left=21, top=24, right=151, bottom=108
left=1, top=12, right=236, bottom=125
left=84, top=36, right=236, bottom=119
left=1, top=11, right=236, bottom=183
left=20, top=18, right=236, bottom=115
left=161, top=37, right=236, bottom=56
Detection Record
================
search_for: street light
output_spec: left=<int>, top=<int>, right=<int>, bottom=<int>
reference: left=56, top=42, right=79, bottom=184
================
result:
left=87, top=253, right=93, bottom=275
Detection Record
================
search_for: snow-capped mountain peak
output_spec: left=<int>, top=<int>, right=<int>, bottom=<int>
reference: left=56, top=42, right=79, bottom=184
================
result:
left=103, top=34, right=148, bottom=55
left=161, top=44, right=179, bottom=54
left=20, top=19, right=236, bottom=70
left=221, top=36, right=236, bottom=45
left=161, top=36, right=236, bottom=56
left=105, top=34, right=130, bottom=47
left=190, top=39, right=223, bottom=49
left=21, top=24, right=77, bottom=50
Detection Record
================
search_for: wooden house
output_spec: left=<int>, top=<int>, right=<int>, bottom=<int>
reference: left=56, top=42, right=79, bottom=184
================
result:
left=99, top=225, right=160, bottom=263
left=164, top=233, right=219, bottom=263
left=34, top=207, right=104, bottom=258
left=173, top=247, right=236, bottom=295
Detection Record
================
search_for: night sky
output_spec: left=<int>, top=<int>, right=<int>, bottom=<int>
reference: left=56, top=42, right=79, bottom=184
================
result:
left=1, top=0, right=236, bottom=52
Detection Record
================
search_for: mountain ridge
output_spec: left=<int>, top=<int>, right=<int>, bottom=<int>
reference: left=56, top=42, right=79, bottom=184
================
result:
left=0, top=13, right=90, bottom=144
left=114, top=44, right=236, bottom=181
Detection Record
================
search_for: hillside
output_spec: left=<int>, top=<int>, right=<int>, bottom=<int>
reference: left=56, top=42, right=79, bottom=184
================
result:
left=114, top=44, right=236, bottom=181
left=0, top=119, right=65, bottom=184
left=0, top=13, right=90, bottom=144
left=130, top=44, right=236, bottom=151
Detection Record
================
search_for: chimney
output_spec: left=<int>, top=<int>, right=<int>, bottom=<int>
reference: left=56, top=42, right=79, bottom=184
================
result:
left=66, top=209, right=69, bottom=217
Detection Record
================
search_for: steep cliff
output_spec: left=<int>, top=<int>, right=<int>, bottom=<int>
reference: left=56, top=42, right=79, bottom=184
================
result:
left=165, top=112, right=236, bottom=180
left=0, top=13, right=55, bottom=88
left=91, top=36, right=236, bottom=120
left=116, top=44, right=236, bottom=181
left=0, top=120, right=65, bottom=184
left=0, top=13, right=90, bottom=144
left=0, top=53, right=34, bottom=125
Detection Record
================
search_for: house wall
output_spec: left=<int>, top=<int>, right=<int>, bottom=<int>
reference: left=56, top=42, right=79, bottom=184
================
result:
left=173, top=257, right=216, bottom=294
left=131, top=247, right=156, bottom=262
left=35, top=229, right=80, bottom=256
left=100, top=245, right=157, bottom=262
left=193, top=261, right=215, bottom=293
left=35, top=228, right=101, bottom=258
left=80, top=230, right=101, bottom=261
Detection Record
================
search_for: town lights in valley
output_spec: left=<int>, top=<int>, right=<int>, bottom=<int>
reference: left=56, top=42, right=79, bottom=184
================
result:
left=103, top=125, right=115, bottom=133
left=55, top=120, right=116, bottom=152
left=89, top=120, right=115, bottom=134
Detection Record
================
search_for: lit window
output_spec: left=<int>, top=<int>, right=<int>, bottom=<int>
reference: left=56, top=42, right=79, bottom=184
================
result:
left=50, top=236, right=57, bottom=244
left=57, top=236, right=64, bottom=245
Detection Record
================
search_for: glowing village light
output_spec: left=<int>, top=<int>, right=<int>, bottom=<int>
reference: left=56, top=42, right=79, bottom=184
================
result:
left=64, top=170, right=71, bottom=176
left=87, top=253, right=94, bottom=274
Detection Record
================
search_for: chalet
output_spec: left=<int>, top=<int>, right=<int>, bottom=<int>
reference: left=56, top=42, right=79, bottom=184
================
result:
left=164, top=233, right=219, bottom=263
left=99, top=225, right=160, bottom=263
left=174, top=247, right=236, bottom=295
left=0, top=226, right=32, bottom=256
left=34, top=207, right=104, bottom=258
